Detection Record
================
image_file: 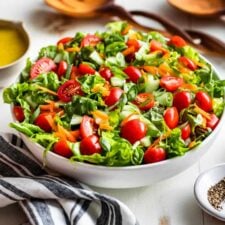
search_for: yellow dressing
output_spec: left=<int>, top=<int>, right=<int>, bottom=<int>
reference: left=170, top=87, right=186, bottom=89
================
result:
left=0, top=28, right=27, bottom=66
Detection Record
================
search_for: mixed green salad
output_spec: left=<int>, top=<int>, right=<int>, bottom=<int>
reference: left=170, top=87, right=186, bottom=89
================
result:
left=3, top=21, right=225, bottom=166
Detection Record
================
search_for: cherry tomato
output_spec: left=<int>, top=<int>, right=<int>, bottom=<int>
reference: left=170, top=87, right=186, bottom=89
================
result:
left=121, top=119, right=147, bottom=144
left=160, top=76, right=183, bottom=92
left=53, top=140, right=73, bottom=158
left=133, top=93, right=155, bottom=111
left=150, top=40, right=163, bottom=52
left=80, top=115, right=95, bottom=139
left=57, top=37, right=73, bottom=45
left=34, top=113, right=52, bottom=132
left=30, top=58, right=56, bottom=79
left=57, top=60, right=68, bottom=77
left=80, top=135, right=102, bottom=155
left=144, top=147, right=166, bottom=163
left=126, top=39, right=140, bottom=51
left=179, top=56, right=197, bottom=71
left=168, top=35, right=186, bottom=48
left=206, top=114, right=219, bottom=130
left=57, top=80, right=82, bottom=102
left=99, top=67, right=113, bottom=81
left=164, top=107, right=179, bottom=129
left=124, top=66, right=142, bottom=83
left=181, top=123, right=191, bottom=140
left=70, top=66, right=79, bottom=78
left=80, top=34, right=101, bottom=47
left=195, top=91, right=212, bottom=112
left=104, top=87, right=123, bottom=107
left=173, top=91, right=192, bottom=111
left=78, top=63, right=95, bottom=75
left=13, top=106, right=25, bottom=122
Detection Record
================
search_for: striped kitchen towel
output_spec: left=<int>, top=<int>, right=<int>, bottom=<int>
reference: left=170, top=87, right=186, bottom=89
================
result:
left=0, top=133, right=138, bottom=225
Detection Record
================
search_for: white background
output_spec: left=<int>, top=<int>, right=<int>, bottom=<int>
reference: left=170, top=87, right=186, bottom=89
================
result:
left=0, top=0, right=225, bottom=224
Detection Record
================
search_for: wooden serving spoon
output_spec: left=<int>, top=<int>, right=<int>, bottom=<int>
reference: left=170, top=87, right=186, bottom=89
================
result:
left=44, top=0, right=225, bottom=56
left=168, top=0, right=225, bottom=21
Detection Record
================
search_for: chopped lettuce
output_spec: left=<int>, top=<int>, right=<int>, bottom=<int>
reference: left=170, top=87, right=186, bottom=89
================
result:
left=32, top=72, right=60, bottom=91
left=105, top=52, right=126, bottom=67
left=106, top=21, right=128, bottom=33
left=20, top=58, right=32, bottom=82
left=160, top=128, right=189, bottom=157
left=124, top=82, right=138, bottom=101
left=3, top=83, right=30, bottom=103
left=10, top=122, right=44, bottom=137
left=154, top=91, right=173, bottom=107
left=105, top=42, right=126, bottom=56
left=181, top=45, right=200, bottom=62
left=120, top=103, right=140, bottom=120
left=39, top=45, right=58, bottom=59
left=78, top=74, right=105, bottom=95
left=149, top=31, right=166, bottom=44
left=64, top=95, right=101, bottom=116
left=213, top=98, right=225, bottom=117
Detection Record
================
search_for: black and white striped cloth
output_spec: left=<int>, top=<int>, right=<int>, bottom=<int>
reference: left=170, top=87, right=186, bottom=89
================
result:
left=0, top=133, right=138, bottom=225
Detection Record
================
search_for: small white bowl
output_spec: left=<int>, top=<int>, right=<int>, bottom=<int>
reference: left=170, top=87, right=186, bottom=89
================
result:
left=0, top=20, right=30, bottom=70
left=194, top=164, right=225, bottom=221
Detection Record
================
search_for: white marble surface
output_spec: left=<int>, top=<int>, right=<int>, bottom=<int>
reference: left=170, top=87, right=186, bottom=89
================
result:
left=0, top=0, right=225, bottom=224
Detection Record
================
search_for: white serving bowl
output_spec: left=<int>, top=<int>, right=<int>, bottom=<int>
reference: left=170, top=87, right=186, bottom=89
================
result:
left=14, top=63, right=225, bottom=189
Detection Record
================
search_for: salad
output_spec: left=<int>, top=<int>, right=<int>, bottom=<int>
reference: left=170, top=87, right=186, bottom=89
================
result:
left=3, top=21, right=225, bottom=167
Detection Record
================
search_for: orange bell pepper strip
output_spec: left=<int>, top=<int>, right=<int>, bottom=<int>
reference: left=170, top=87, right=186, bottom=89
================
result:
left=194, top=104, right=211, bottom=120
left=122, top=46, right=135, bottom=56
left=56, top=124, right=77, bottom=142
left=121, top=24, right=132, bottom=35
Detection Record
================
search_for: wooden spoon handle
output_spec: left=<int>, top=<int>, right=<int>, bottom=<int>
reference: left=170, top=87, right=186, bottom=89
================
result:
left=185, top=29, right=225, bottom=56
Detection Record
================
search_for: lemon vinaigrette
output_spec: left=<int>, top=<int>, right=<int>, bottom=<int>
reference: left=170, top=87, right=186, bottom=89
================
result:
left=0, top=27, right=27, bottom=66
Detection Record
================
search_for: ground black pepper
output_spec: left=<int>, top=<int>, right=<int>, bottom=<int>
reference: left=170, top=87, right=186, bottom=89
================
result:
left=208, top=177, right=225, bottom=210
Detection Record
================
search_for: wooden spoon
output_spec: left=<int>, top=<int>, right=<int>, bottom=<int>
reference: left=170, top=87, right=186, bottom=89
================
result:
left=168, top=0, right=225, bottom=21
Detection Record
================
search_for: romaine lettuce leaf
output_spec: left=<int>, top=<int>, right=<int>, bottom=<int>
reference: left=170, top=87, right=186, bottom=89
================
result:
left=159, top=128, right=189, bottom=157
left=106, top=21, right=128, bottom=33
left=78, top=74, right=105, bottom=95
left=149, top=31, right=166, bottom=44
left=3, top=83, right=30, bottom=103
left=32, top=72, right=60, bottom=91
left=20, top=58, right=32, bottom=82
left=39, top=45, right=58, bottom=59
left=105, top=42, right=126, bottom=56
left=154, top=91, right=173, bottom=107
left=10, top=122, right=44, bottom=137
left=64, top=95, right=101, bottom=116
